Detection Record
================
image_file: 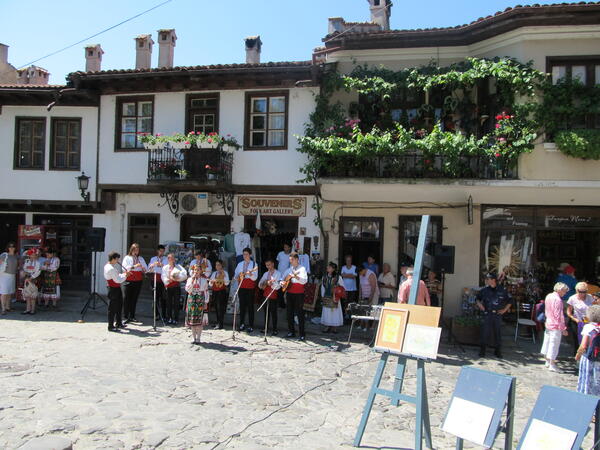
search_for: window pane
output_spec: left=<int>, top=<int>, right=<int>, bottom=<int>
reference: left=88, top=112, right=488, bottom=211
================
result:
left=56, top=121, right=68, bottom=136
left=19, top=152, right=30, bottom=167
left=122, top=102, right=136, bottom=116
left=190, top=99, right=205, bottom=108
left=138, top=117, right=152, bottom=133
left=33, top=151, right=43, bottom=167
left=252, top=115, right=266, bottom=130
left=252, top=98, right=267, bottom=113
left=121, top=133, right=136, bottom=148
left=362, top=221, right=380, bottom=239
left=343, top=220, right=362, bottom=238
left=122, top=118, right=136, bottom=133
left=55, top=152, right=65, bottom=167
left=596, top=65, right=600, bottom=85
left=269, top=97, right=285, bottom=113
left=269, top=114, right=285, bottom=130
left=55, top=136, right=67, bottom=152
left=20, top=121, right=32, bottom=136
left=552, top=66, right=566, bottom=84
left=204, top=114, right=214, bottom=125
left=572, top=65, right=586, bottom=84
left=193, top=115, right=205, bottom=127
left=268, top=131, right=285, bottom=147
left=69, top=153, right=80, bottom=168
left=139, top=101, right=153, bottom=117
left=251, top=131, right=265, bottom=146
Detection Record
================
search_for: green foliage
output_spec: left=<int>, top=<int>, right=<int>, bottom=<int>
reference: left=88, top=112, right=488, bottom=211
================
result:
left=555, top=129, right=600, bottom=160
left=536, top=79, right=600, bottom=137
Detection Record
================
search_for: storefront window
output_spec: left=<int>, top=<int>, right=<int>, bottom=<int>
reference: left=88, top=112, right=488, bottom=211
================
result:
left=481, top=206, right=600, bottom=297
left=398, top=216, right=443, bottom=273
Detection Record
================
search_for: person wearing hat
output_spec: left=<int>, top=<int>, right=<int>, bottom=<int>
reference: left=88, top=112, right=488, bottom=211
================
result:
left=476, top=273, right=511, bottom=358
left=592, top=291, right=600, bottom=305
left=556, top=263, right=577, bottom=301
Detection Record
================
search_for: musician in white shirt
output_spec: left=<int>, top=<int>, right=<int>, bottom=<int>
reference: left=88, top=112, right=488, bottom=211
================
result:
left=282, top=253, right=308, bottom=340
left=122, top=243, right=148, bottom=324
left=104, top=251, right=129, bottom=332
left=161, top=253, right=187, bottom=324
left=189, top=249, right=212, bottom=275
left=258, top=258, right=282, bottom=335
left=233, top=247, right=258, bottom=332
left=148, top=245, right=168, bottom=320
left=209, top=260, right=230, bottom=330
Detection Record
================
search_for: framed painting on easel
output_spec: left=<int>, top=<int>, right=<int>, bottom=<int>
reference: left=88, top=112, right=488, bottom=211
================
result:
left=374, top=308, right=409, bottom=354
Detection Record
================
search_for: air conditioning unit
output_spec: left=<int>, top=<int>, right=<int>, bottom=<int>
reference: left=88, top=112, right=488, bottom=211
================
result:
left=179, top=192, right=209, bottom=214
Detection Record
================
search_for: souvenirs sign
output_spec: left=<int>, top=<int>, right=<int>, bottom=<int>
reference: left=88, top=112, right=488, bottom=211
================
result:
left=237, top=196, right=306, bottom=217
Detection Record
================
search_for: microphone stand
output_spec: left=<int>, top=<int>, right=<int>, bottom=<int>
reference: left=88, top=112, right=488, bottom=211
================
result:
left=257, top=287, right=277, bottom=344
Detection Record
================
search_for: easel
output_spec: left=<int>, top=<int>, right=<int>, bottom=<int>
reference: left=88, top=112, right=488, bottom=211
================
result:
left=354, top=215, right=433, bottom=449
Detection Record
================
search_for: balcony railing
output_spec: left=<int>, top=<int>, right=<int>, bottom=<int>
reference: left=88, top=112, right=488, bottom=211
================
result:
left=318, top=154, right=517, bottom=180
left=147, top=145, right=233, bottom=184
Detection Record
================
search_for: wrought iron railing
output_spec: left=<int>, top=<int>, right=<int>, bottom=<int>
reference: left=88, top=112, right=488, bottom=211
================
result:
left=147, top=145, right=233, bottom=184
left=318, top=154, right=517, bottom=180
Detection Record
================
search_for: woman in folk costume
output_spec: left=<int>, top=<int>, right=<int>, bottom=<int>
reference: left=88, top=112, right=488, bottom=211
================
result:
left=41, top=248, right=61, bottom=308
left=22, top=248, right=42, bottom=304
left=319, top=262, right=345, bottom=334
left=185, top=264, right=211, bottom=344
left=22, top=275, right=39, bottom=315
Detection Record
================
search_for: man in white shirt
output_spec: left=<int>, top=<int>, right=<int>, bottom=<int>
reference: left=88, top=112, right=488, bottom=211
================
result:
left=341, top=255, right=358, bottom=312
left=148, top=244, right=168, bottom=320
left=258, top=258, right=282, bottom=335
left=276, top=243, right=291, bottom=273
left=103, top=251, right=129, bottom=332
left=161, top=253, right=188, bottom=324
left=282, top=253, right=308, bottom=340
left=233, top=248, right=258, bottom=332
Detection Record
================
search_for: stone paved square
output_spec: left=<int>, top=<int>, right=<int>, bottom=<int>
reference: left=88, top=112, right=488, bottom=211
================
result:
left=1, top=293, right=591, bottom=449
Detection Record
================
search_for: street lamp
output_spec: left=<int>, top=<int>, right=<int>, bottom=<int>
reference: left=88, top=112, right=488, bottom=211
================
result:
left=77, top=172, right=90, bottom=203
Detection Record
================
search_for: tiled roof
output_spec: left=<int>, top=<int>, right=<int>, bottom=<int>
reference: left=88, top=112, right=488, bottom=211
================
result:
left=324, top=2, right=600, bottom=43
left=0, top=84, right=65, bottom=89
left=69, top=60, right=312, bottom=78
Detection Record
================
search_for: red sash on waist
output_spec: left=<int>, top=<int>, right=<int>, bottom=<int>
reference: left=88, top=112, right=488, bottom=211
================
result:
left=107, top=279, right=121, bottom=288
left=240, top=278, right=256, bottom=289
left=165, top=281, right=179, bottom=289
left=264, top=286, right=277, bottom=299
left=127, top=271, right=143, bottom=282
left=212, top=285, right=226, bottom=292
left=287, top=282, right=304, bottom=294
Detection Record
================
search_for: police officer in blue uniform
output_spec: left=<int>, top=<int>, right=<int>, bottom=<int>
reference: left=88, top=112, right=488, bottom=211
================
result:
left=476, top=273, right=511, bottom=358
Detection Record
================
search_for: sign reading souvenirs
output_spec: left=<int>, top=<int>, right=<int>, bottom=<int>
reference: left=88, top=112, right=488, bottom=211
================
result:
left=237, top=196, right=306, bottom=217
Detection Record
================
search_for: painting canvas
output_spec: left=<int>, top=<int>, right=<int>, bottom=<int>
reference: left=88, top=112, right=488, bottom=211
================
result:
left=520, top=419, right=577, bottom=450
left=374, top=308, right=409, bottom=354
left=442, top=396, right=495, bottom=446
left=401, top=324, right=442, bottom=359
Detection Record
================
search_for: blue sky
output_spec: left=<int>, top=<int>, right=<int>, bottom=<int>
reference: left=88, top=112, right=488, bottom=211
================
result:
left=1, top=0, right=559, bottom=84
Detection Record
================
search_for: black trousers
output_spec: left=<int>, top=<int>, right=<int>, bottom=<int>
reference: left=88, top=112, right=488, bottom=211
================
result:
left=264, top=299, right=278, bottom=331
left=123, top=280, right=142, bottom=320
left=286, top=292, right=305, bottom=337
left=480, top=313, right=502, bottom=350
left=238, top=288, right=255, bottom=328
left=154, top=280, right=166, bottom=318
left=107, top=286, right=123, bottom=329
left=165, top=285, right=180, bottom=321
left=213, top=289, right=228, bottom=328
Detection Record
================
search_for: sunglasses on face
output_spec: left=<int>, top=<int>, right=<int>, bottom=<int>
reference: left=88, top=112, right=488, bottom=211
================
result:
left=578, top=290, right=588, bottom=294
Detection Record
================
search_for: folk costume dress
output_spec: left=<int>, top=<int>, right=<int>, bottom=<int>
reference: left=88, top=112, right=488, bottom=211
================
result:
left=185, top=275, right=210, bottom=327
left=578, top=323, right=600, bottom=396
left=22, top=257, right=41, bottom=287
left=41, top=256, right=61, bottom=302
left=320, top=274, right=344, bottom=327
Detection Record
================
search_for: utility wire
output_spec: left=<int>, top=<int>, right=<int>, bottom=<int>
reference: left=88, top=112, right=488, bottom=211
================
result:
left=2, top=0, right=173, bottom=76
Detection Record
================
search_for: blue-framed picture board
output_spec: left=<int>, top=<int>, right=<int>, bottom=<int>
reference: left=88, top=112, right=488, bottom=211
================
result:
left=442, top=366, right=515, bottom=448
left=517, top=385, right=600, bottom=450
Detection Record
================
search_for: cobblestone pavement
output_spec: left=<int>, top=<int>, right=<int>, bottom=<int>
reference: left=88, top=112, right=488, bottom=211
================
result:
left=0, top=291, right=590, bottom=449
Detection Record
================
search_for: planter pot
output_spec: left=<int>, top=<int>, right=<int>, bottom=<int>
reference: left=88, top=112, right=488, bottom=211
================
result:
left=172, top=142, right=186, bottom=149
left=144, top=142, right=159, bottom=150
left=451, top=319, right=481, bottom=345
left=205, top=141, right=219, bottom=149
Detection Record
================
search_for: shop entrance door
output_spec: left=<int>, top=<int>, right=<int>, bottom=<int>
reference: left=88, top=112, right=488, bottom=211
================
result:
left=536, top=229, right=600, bottom=288
left=128, top=214, right=159, bottom=262
left=0, top=214, right=25, bottom=250
left=244, top=216, right=298, bottom=271
left=339, top=217, right=383, bottom=272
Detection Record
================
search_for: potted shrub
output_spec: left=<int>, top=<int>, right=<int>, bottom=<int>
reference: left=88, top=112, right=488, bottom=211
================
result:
left=175, top=168, right=188, bottom=180
left=138, top=132, right=160, bottom=150
left=451, top=314, right=482, bottom=345
left=205, top=132, right=223, bottom=149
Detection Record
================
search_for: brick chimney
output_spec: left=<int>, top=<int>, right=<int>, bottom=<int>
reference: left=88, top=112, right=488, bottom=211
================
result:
left=135, top=34, right=153, bottom=70
left=0, top=44, right=8, bottom=66
left=157, top=29, right=176, bottom=68
left=16, top=66, right=49, bottom=85
left=84, top=44, right=104, bottom=72
left=368, top=0, right=392, bottom=30
left=244, top=36, right=262, bottom=64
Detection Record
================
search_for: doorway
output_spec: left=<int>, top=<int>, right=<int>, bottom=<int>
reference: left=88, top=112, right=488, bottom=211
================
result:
left=0, top=214, right=25, bottom=250
left=244, top=216, right=298, bottom=271
left=127, top=214, right=159, bottom=263
left=339, top=217, right=383, bottom=272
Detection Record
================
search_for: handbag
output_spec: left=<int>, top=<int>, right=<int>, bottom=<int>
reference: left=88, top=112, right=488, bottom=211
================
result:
left=535, top=301, right=546, bottom=323
left=334, top=285, right=347, bottom=303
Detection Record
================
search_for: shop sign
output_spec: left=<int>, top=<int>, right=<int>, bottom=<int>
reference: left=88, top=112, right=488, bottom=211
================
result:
left=237, top=196, right=306, bottom=217
left=545, top=215, right=592, bottom=225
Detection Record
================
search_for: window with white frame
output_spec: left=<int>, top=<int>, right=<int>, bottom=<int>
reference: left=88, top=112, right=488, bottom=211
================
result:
left=245, top=91, right=288, bottom=150
left=116, top=96, right=154, bottom=150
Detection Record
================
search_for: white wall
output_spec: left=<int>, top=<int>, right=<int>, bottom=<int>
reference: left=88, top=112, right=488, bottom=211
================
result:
left=0, top=105, right=98, bottom=201
left=98, top=87, right=318, bottom=187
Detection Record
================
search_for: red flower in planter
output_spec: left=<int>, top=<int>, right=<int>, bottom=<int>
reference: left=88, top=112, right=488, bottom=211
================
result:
left=495, top=152, right=501, bottom=158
